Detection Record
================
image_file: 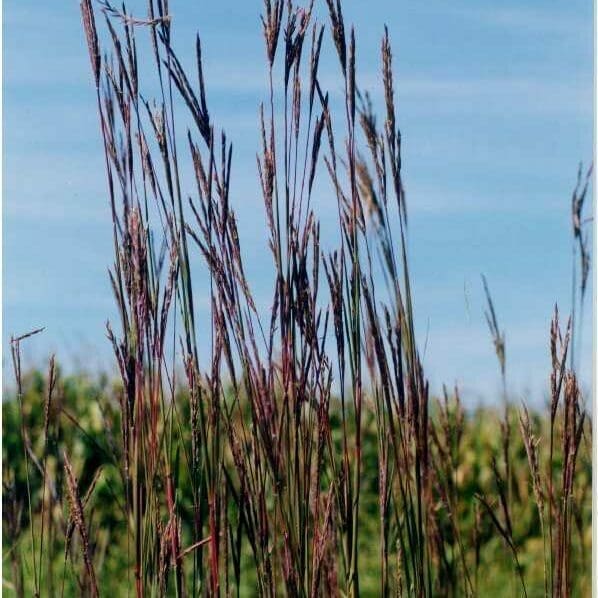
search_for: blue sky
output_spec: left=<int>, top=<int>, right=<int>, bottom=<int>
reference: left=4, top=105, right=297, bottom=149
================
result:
left=3, top=1, right=593, bottom=403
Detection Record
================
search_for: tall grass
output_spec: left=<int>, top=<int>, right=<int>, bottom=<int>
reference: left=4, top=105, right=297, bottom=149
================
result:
left=2, top=1, right=592, bottom=596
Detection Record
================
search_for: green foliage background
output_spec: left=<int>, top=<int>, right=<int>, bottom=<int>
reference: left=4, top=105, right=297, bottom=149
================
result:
left=2, top=368, right=591, bottom=596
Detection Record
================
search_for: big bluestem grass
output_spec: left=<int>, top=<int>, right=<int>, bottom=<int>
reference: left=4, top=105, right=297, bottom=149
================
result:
left=2, top=1, right=592, bottom=597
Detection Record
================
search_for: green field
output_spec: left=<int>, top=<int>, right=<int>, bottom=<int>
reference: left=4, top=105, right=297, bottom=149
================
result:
left=2, top=366, right=591, bottom=596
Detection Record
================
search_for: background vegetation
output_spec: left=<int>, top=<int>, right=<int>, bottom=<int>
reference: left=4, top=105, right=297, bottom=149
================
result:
left=2, top=367, right=593, bottom=596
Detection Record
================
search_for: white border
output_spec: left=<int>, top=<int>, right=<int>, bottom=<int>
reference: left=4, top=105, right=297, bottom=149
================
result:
left=592, top=0, right=597, bottom=594
left=0, top=0, right=5, bottom=590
